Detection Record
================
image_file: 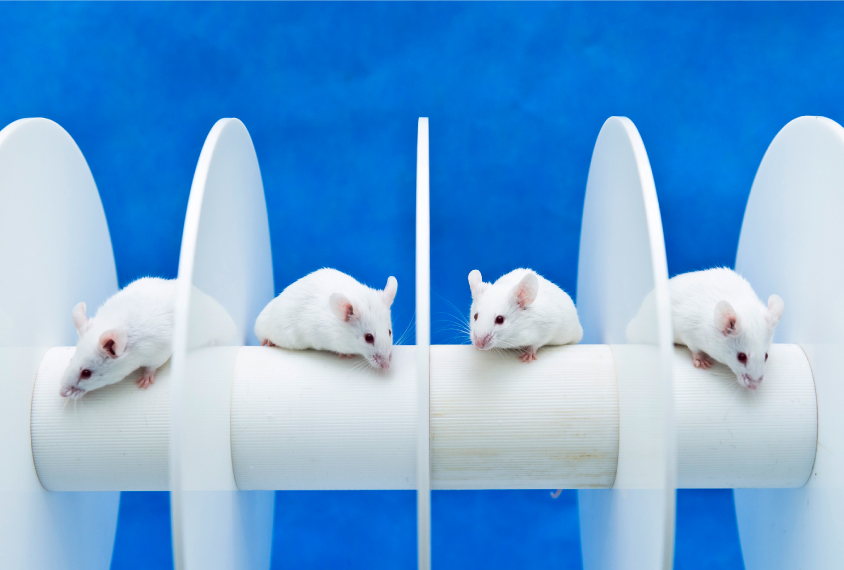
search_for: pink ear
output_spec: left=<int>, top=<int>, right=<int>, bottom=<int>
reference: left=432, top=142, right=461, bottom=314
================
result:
left=513, top=272, right=539, bottom=309
left=714, top=300, right=739, bottom=336
left=72, top=302, right=89, bottom=336
left=381, top=276, right=398, bottom=307
left=99, top=329, right=127, bottom=358
left=468, top=270, right=488, bottom=300
left=767, top=294, right=784, bottom=326
left=329, top=293, right=355, bottom=322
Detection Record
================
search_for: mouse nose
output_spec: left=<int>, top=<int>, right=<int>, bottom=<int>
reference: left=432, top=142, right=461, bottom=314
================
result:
left=372, top=354, right=390, bottom=369
left=473, top=334, right=493, bottom=350
left=60, top=385, right=84, bottom=399
left=742, top=374, right=763, bottom=390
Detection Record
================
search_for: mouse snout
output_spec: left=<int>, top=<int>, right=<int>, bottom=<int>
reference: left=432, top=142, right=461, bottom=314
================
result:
left=372, top=354, right=391, bottom=369
left=741, top=374, right=763, bottom=390
left=60, top=385, right=85, bottom=399
left=473, top=333, right=493, bottom=350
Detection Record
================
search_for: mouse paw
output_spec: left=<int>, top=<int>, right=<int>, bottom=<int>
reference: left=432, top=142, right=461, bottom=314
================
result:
left=137, top=367, right=156, bottom=390
left=692, top=351, right=713, bottom=369
left=336, top=353, right=356, bottom=359
left=261, top=339, right=277, bottom=347
left=519, top=347, right=537, bottom=363
left=550, top=489, right=562, bottom=499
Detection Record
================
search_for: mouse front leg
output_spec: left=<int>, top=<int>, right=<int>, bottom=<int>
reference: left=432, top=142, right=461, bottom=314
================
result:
left=261, top=339, right=277, bottom=347
left=519, top=346, right=537, bottom=363
left=336, top=353, right=356, bottom=359
left=137, top=366, right=158, bottom=389
left=691, top=350, right=713, bottom=369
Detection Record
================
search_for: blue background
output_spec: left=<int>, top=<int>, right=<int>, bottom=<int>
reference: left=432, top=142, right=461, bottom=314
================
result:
left=2, top=2, right=840, bottom=568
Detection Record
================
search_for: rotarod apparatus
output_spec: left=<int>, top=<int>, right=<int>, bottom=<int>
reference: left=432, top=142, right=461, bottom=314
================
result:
left=0, top=116, right=841, bottom=570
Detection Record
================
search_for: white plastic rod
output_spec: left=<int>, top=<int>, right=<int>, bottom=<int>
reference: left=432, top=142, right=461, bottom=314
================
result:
left=0, top=118, right=119, bottom=570
left=734, top=116, right=844, bottom=570
left=30, top=344, right=815, bottom=492
left=416, top=117, right=431, bottom=570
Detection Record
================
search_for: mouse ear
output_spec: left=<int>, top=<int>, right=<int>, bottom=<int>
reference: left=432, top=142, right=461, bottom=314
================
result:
left=99, top=328, right=127, bottom=358
left=513, top=271, right=539, bottom=309
left=72, top=302, right=90, bottom=336
left=468, top=270, right=488, bottom=300
left=329, top=293, right=355, bottom=322
left=767, top=294, right=784, bottom=327
left=714, top=300, right=740, bottom=336
left=381, top=277, right=398, bottom=307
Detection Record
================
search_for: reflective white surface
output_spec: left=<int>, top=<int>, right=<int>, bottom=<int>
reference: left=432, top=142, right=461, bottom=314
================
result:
left=170, top=118, right=274, bottom=570
left=576, top=117, right=676, bottom=570
left=0, top=118, right=119, bottom=569
left=735, top=116, right=844, bottom=569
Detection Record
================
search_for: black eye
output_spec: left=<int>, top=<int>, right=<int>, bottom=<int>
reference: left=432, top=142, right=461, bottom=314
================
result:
left=80, top=369, right=92, bottom=380
left=389, top=329, right=392, bottom=336
left=365, top=333, right=374, bottom=344
left=737, top=352, right=747, bottom=364
left=495, top=316, right=504, bottom=325
left=765, top=353, right=768, bottom=361
left=474, top=313, right=478, bottom=321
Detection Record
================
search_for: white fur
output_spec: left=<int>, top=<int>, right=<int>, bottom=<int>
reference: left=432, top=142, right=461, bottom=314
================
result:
left=60, top=277, right=176, bottom=399
left=626, top=267, right=784, bottom=390
left=468, top=268, right=583, bottom=361
left=59, top=277, right=237, bottom=399
left=254, top=268, right=397, bottom=369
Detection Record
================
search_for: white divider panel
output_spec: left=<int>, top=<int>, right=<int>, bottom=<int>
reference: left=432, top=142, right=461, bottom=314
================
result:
left=170, top=118, right=274, bottom=570
left=734, top=116, right=844, bottom=569
left=576, top=117, right=676, bottom=570
left=416, top=117, right=431, bottom=570
left=25, top=342, right=815, bottom=491
left=0, top=119, right=119, bottom=570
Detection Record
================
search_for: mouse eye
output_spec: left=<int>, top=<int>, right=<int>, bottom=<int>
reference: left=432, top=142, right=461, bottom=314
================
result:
left=737, top=352, right=747, bottom=364
left=365, top=333, right=374, bottom=344
left=80, top=369, right=92, bottom=380
left=474, top=313, right=478, bottom=321
left=765, top=353, right=768, bottom=361
left=389, top=329, right=392, bottom=336
left=495, top=316, right=504, bottom=325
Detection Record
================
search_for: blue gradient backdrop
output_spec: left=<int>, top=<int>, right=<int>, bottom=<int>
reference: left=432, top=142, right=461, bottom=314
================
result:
left=2, top=2, right=841, bottom=568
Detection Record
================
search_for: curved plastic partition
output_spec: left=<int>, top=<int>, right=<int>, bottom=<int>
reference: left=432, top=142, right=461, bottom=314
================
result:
left=576, top=117, right=676, bottom=570
left=170, top=119, right=275, bottom=570
left=0, top=119, right=119, bottom=569
left=416, top=117, right=432, bottom=570
left=734, top=116, right=844, bottom=569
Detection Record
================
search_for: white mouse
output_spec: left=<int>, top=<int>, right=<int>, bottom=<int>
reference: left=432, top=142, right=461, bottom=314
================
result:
left=60, top=277, right=236, bottom=399
left=626, top=267, right=784, bottom=390
left=60, top=277, right=176, bottom=399
left=254, top=268, right=397, bottom=369
left=468, top=268, right=583, bottom=362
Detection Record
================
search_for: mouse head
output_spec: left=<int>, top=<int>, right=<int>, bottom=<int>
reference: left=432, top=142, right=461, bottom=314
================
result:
left=59, top=302, right=131, bottom=399
left=468, top=269, right=538, bottom=351
left=329, top=276, right=397, bottom=369
left=709, top=294, right=784, bottom=390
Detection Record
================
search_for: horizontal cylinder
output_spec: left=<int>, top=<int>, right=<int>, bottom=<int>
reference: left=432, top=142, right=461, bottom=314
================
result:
left=29, top=344, right=816, bottom=491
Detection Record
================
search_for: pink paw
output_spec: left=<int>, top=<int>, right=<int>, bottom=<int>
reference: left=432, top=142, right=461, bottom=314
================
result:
left=519, top=347, right=537, bottom=363
left=336, top=353, right=356, bottom=359
left=137, top=367, right=156, bottom=390
left=693, top=352, right=713, bottom=369
left=550, top=489, right=562, bottom=499
left=261, top=339, right=277, bottom=347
